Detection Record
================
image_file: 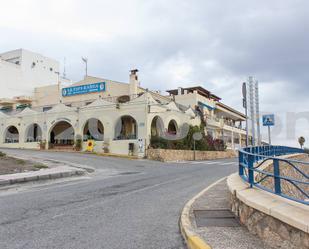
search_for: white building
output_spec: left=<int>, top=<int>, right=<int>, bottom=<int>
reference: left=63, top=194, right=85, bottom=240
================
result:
left=0, top=49, right=60, bottom=98
left=0, top=49, right=248, bottom=156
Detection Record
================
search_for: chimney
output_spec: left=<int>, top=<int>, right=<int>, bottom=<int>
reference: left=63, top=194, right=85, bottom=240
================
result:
left=178, top=87, right=182, bottom=95
left=129, top=69, right=139, bottom=96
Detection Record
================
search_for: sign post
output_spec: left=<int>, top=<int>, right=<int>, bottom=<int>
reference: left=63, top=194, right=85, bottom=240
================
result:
left=193, top=132, right=203, bottom=161
left=262, top=114, right=275, bottom=145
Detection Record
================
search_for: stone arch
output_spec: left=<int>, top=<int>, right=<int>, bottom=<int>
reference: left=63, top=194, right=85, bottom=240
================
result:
left=49, top=120, right=75, bottom=147
left=150, top=116, right=164, bottom=137
left=167, top=119, right=178, bottom=135
left=115, top=115, right=137, bottom=140
left=4, top=125, right=19, bottom=143
left=82, top=118, right=104, bottom=141
left=25, top=123, right=42, bottom=142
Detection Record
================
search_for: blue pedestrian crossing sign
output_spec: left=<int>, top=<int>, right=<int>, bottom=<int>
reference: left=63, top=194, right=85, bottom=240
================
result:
left=262, top=114, right=275, bottom=126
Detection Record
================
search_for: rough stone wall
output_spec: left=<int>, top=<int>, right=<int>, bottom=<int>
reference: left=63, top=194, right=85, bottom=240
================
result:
left=229, top=190, right=309, bottom=249
left=147, top=148, right=236, bottom=162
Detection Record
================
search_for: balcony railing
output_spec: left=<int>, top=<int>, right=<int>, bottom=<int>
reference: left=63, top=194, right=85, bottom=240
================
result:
left=205, top=115, right=246, bottom=131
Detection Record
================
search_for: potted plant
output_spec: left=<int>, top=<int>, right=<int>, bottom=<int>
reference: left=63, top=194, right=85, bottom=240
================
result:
left=39, top=140, right=46, bottom=150
left=74, top=134, right=83, bottom=151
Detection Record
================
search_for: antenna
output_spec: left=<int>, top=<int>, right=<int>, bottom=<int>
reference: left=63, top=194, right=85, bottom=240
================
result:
left=63, top=57, right=66, bottom=79
left=82, top=57, right=88, bottom=78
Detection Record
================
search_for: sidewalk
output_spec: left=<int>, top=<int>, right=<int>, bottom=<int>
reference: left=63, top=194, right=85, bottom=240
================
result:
left=180, top=178, right=272, bottom=249
left=0, top=165, right=86, bottom=186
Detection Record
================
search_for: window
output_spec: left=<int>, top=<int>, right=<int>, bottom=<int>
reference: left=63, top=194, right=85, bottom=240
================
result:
left=50, top=67, right=53, bottom=71
left=43, top=106, right=52, bottom=112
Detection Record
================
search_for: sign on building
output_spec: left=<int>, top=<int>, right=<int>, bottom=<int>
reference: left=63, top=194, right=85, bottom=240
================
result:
left=62, top=82, right=106, bottom=97
left=262, top=114, right=275, bottom=126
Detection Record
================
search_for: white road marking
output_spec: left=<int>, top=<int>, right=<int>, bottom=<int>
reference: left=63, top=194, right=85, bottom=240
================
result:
left=221, top=162, right=236, bottom=165
left=191, top=161, right=220, bottom=164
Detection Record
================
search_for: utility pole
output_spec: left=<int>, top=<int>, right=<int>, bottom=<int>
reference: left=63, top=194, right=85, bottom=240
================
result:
left=249, top=76, right=256, bottom=146
left=255, top=80, right=261, bottom=145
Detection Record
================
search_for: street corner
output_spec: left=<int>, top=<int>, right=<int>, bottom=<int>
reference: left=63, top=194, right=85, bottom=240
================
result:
left=179, top=178, right=227, bottom=249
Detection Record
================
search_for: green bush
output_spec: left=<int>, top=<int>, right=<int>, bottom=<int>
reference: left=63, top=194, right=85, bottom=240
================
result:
left=150, top=125, right=226, bottom=151
left=0, top=151, right=6, bottom=157
left=16, top=159, right=26, bottom=165
left=74, top=134, right=83, bottom=151
left=33, top=163, right=48, bottom=170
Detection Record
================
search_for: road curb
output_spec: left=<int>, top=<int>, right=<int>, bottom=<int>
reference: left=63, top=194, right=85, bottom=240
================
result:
left=0, top=168, right=86, bottom=187
left=179, top=177, right=227, bottom=249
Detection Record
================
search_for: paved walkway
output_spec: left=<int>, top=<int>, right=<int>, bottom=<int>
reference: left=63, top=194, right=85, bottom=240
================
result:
left=189, top=179, right=272, bottom=249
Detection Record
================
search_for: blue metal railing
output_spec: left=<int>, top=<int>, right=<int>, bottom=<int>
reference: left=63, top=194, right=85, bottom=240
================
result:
left=239, top=145, right=309, bottom=205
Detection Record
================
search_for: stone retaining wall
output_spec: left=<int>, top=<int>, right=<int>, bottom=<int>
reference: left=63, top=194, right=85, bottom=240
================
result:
left=228, top=173, right=309, bottom=249
left=147, top=148, right=236, bottom=162
left=229, top=191, right=309, bottom=249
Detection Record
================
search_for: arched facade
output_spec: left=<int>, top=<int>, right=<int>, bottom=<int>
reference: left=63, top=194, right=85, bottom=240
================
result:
left=167, top=119, right=178, bottom=135
left=49, top=121, right=75, bottom=147
left=83, top=118, right=104, bottom=141
left=115, top=115, right=137, bottom=140
left=150, top=116, right=164, bottom=137
left=0, top=92, right=203, bottom=155
left=4, top=125, right=19, bottom=143
left=25, top=123, right=42, bottom=142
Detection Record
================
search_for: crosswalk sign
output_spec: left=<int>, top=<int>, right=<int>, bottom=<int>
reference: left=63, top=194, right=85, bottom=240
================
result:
left=263, top=114, right=275, bottom=126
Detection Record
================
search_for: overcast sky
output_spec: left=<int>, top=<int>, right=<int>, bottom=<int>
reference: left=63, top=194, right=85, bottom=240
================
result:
left=1, top=0, right=309, bottom=146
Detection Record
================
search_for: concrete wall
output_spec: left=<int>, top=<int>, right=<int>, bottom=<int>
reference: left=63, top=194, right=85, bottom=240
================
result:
left=147, top=148, right=236, bottom=162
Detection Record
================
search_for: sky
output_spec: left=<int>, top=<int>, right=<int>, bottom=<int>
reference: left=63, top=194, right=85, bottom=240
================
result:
left=0, top=0, right=309, bottom=147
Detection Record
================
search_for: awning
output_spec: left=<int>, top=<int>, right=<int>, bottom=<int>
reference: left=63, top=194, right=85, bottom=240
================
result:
left=198, top=101, right=215, bottom=111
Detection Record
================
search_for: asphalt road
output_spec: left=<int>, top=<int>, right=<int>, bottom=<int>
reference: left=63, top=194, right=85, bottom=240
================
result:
left=0, top=149, right=238, bottom=249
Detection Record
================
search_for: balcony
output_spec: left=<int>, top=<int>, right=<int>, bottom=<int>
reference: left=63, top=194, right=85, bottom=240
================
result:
left=205, top=115, right=246, bottom=134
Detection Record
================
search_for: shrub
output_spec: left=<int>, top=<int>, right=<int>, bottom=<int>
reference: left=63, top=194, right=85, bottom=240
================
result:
left=150, top=136, right=168, bottom=149
left=39, top=140, right=46, bottom=150
left=16, top=159, right=26, bottom=165
left=33, top=163, right=48, bottom=170
left=0, top=151, right=6, bottom=157
left=213, top=138, right=226, bottom=151
left=150, top=125, right=226, bottom=151
left=74, top=134, right=83, bottom=151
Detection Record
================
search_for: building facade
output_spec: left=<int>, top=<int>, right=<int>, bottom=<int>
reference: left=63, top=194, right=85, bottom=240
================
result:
left=0, top=49, right=63, bottom=99
left=0, top=50, right=247, bottom=156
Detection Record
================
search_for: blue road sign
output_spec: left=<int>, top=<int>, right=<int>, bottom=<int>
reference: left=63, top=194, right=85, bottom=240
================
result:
left=262, top=114, right=275, bottom=126
left=62, top=82, right=106, bottom=97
